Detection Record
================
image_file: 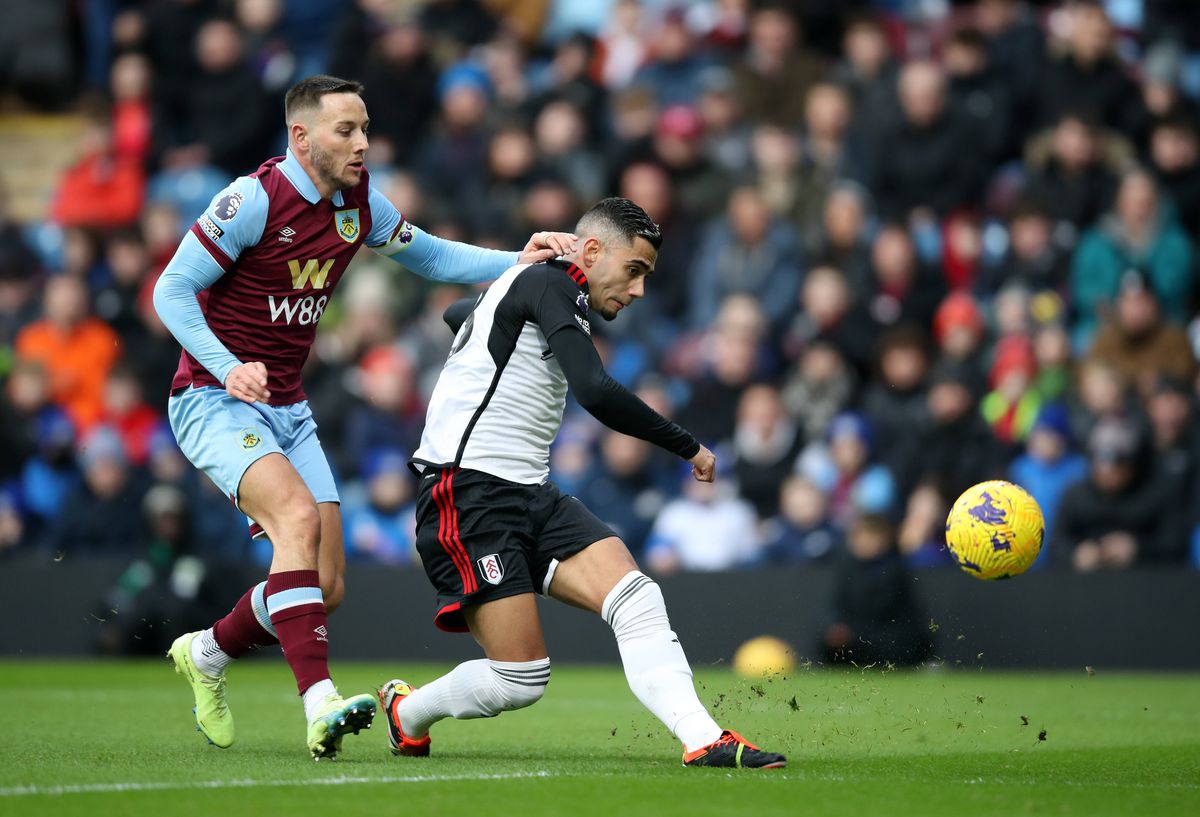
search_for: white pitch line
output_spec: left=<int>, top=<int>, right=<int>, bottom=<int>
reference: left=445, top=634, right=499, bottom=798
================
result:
left=0, top=770, right=557, bottom=798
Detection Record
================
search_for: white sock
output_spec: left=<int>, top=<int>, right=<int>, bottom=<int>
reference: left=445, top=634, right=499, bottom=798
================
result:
left=191, top=628, right=232, bottom=677
left=603, top=571, right=723, bottom=752
left=302, top=678, right=337, bottom=722
left=398, top=658, right=551, bottom=737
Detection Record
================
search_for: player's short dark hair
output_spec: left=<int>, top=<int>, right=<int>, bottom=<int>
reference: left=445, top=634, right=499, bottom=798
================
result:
left=577, top=197, right=662, bottom=250
left=285, top=75, right=364, bottom=122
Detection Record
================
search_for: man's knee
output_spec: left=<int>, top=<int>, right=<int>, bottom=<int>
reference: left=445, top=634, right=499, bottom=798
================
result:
left=260, top=493, right=322, bottom=556
left=603, top=571, right=671, bottom=641
left=489, top=658, right=551, bottom=711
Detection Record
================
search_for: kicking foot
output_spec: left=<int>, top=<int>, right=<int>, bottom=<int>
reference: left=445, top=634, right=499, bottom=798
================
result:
left=168, top=632, right=234, bottom=748
left=378, top=679, right=432, bottom=757
left=682, top=730, right=786, bottom=769
left=307, top=693, right=376, bottom=761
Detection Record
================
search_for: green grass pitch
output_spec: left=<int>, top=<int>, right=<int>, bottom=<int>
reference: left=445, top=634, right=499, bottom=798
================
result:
left=1, top=660, right=1197, bottom=816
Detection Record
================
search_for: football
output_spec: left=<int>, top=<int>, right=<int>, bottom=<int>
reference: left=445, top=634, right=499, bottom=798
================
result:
left=944, top=480, right=1045, bottom=580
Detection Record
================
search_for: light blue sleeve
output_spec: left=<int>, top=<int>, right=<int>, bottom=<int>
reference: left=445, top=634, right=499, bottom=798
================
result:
left=194, top=175, right=270, bottom=264
left=365, top=184, right=518, bottom=284
left=153, top=233, right=242, bottom=385
left=152, top=177, right=269, bottom=385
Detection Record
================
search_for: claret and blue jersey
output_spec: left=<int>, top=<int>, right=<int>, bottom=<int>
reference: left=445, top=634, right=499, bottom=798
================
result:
left=154, top=148, right=518, bottom=406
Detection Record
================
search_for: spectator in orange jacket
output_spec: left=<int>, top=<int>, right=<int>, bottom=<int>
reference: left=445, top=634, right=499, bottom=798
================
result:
left=15, top=275, right=121, bottom=431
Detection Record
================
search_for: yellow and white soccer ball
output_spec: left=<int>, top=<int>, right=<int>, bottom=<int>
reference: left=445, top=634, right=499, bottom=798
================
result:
left=944, top=480, right=1044, bottom=580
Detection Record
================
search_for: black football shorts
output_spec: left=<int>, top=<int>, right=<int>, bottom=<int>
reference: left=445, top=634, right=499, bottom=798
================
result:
left=414, top=467, right=615, bottom=632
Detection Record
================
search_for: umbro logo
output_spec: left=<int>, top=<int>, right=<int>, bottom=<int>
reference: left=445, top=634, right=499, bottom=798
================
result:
left=313, top=625, right=328, bottom=642
left=278, top=226, right=296, bottom=243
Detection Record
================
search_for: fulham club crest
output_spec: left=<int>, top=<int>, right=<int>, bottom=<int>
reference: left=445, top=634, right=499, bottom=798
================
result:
left=477, top=554, right=504, bottom=585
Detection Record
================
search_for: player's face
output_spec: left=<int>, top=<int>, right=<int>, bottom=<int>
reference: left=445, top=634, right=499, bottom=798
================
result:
left=586, top=236, right=657, bottom=320
left=305, top=92, right=370, bottom=193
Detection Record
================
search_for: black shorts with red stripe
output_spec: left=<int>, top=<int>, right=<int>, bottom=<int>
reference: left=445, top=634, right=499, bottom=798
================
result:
left=414, top=467, right=615, bottom=633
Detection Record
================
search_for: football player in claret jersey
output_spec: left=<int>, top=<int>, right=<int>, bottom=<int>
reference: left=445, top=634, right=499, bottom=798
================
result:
left=378, top=198, right=786, bottom=769
left=152, top=75, right=575, bottom=760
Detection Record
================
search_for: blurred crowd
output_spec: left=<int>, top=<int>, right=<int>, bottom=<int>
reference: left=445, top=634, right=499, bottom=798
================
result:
left=3, top=0, right=1200, bottom=597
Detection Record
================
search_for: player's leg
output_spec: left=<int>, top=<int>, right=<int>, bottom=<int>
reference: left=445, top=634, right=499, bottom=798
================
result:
left=317, top=502, right=345, bottom=612
left=380, top=468, right=550, bottom=757
left=237, top=454, right=375, bottom=759
left=165, top=388, right=281, bottom=748
left=547, top=529, right=786, bottom=769
left=382, top=594, right=551, bottom=755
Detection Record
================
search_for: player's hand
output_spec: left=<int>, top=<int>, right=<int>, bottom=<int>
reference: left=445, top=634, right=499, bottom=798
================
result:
left=225, top=362, right=270, bottom=404
left=688, top=444, right=716, bottom=483
left=518, top=231, right=578, bottom=265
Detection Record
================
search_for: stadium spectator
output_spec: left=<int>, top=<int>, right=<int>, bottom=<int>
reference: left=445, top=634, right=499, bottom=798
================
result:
left=677, top=295, right=771, bottom=447
left=645, top=465, right=760, bottom=574
left=1087, top=267, right=1196, bottom=399
left=534, top=101, right=606, bottom=204
left=730, top=383, right=804, bottom=520
left=1034, top=1, right=1140, bottom=133
left=1070, top=169, right=1195, bottom=346
left=803, top=181, right=874, bottom=294
left=1054, top=415, right=1184, bottom=569
left=630, top=8, right=713, bottom=107
left=1148, top=113, right=1200, bottom=236
left=896, top=479, right=952, bottom=568
left=340, top=344, right=426, bottom=479
left=617, top=161, right=699, bottom=333
left=760, top=474, right=840, bottom=564
left=783, top=264, right=875, bottom=375
left=577, top=428, right=672, bottom=558
left=781, top=340, right=856, bottom=444
left=982, top=333, right=1043, bottom=446
left=731, top=3, right=822, bottom=128
left=1009, top=402, right=1088, bottom=567
left=110, top=53, right=153, bottom=164
left=341, top=448, right=418, bottom=565
left=686, top=184, right=804, bottom=334
left=15, top=275, right=122, bottom=431
left=51, top=105, right=145, bottom=230
left=1021, top=110, right=1124, bottom=240
left=859, top=224, right=946, bottom=339
left=694, top=66, right=752, bottom=176
left=862, top=325, right=933, bottom=492
left=100, top=363, right=160, bottom=467
left=944, top=25, right=1015, bottom=167
left=975, top=0, right=1045, bottom=144
left=977, top=199, right=1070, bottom=297
left=833, top=13, right=898, bottom=138
left=45, top=425, right=149, bottom=557
left=1142, top=375, right=1198, bottom=564
left=357, top=23, right=440, bottom=160
left=165, top=19, right=272, bottom=176
left=866, top=60, right=982, bottom=222
left=796, top=411, right=897, bottom=528
left=821, top=512, right=933, bottom=667
left=91, top=483, right=230, bottom=655
left=909, top=358, right=1005, bottom=503
left=931, top=291, right=987, bottom=387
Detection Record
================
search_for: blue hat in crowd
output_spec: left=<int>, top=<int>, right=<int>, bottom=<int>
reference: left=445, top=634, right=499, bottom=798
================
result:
left=362, top=448, right=409, bottom=480
left=437, top=62, right=491, bottom=101
left=1032, top=403, right=1071, bottom=439
left=78, top=425, right=127, bottom=469
left=826, top=411, right=873, bottom=452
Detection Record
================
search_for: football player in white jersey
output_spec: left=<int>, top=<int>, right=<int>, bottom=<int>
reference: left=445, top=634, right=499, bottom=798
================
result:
left=379, top=198, right=786, bottom=769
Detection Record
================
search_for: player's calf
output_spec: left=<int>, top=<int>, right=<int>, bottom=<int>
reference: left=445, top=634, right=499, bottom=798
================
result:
left=381, top=658, right=551, bottom=750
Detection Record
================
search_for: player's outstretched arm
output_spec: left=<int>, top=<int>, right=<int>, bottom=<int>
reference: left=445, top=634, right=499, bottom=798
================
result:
left=366, top=185, right=575, bottom=283
left=546, top=324, right=703, bottom=464
left=153, top=232, right=245, bottom=387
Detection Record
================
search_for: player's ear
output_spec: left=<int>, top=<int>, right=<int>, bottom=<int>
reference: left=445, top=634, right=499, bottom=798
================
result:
left=289, top=120, right=308, bottom=151
left=582, top=237, right=603, bottom=268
